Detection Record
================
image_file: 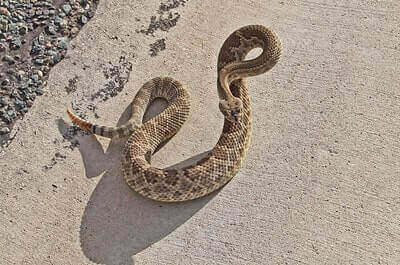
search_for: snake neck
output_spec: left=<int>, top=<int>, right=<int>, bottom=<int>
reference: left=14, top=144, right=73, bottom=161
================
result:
left=217, top=25, right=281, bottom=102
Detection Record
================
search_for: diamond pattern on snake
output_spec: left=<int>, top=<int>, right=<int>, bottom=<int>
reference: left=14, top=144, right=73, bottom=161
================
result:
left=67, top=25, right=281, bottom=202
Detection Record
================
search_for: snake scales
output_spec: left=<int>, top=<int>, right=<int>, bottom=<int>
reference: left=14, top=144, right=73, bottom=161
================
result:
left=67, top=25, right=281, bottom=202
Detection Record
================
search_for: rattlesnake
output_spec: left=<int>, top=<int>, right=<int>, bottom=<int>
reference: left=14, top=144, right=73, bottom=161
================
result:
left=67, top=25, right=281, bottom=202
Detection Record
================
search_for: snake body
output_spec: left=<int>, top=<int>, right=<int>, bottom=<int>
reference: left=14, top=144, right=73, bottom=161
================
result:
left=67, top=25, right=281, bottom=202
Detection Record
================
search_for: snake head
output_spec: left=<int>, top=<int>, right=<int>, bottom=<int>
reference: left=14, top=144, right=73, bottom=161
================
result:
left=219, top=97, right=243, bottom=123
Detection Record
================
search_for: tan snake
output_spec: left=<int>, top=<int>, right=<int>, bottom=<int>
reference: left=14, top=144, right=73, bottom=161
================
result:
left=67, top=25, right=281, bottom=202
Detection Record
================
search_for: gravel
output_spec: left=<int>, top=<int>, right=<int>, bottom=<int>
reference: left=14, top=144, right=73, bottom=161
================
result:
left=0, top=0, right=99, bottom=147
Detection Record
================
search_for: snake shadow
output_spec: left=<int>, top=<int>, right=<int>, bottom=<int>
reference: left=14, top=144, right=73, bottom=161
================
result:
left=58, top=98, right=218, bottom=265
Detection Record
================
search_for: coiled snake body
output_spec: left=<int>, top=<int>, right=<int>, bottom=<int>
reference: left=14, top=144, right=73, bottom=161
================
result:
left=67, top=25, right=281, bottom=202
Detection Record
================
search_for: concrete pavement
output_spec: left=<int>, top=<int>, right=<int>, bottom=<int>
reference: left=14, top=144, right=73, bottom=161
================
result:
left=1, top=0, right=400, bottom=264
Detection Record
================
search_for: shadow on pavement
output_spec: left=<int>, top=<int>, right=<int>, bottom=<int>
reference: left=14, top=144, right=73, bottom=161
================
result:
left=61, top=97, right=217, bottom=265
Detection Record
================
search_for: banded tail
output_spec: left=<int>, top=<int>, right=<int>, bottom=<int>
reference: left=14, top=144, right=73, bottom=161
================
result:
left=66, top=108, right=139, bottom=138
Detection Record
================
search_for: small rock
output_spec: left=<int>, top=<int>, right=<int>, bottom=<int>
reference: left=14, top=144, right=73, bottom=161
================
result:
left=57, top=37, right=68, bottom=49
left=31, top=74, right=39, bottom=83
left=10, top=38, right=22, bottom=50
left=10, top=89, right=19, bottom=98
left=8, top=23, right=17, bottom=32
left=7, top=110, right=16, bottom=118
left=6, top=69, right=16, bottom=76
left=30, top=40, right=42, bottom=55
left=79, top=15, right=88, bottom=24
left=50, top=53, right=61, bottom=65
left=36, top=70, right=43, bottom=78
left=45, top=49, right=56, bottom=57
left=87, top=10, right=95, bottom=18
left=1, top=79, right=9, bottom=86
left=1, top=114, right=11, bottom=124
left=38, top=33, right=45, bottom=44
left=33, top=58, right=44, bottom=65
left=32, top=20, right=41, bottom=27
left=14, top=99, right=26, bottom=110
left=70, top=27, right=79, bottom=35
left=61, top=29, right=70, bottom=36
left=35, top=87, right=44, bottom=95
left=54, top=16, right=63, bottom=25
left=62, top=4, right=72, bottom=15
left=15, top=13, right=24, bottom=21
left=0, top=18, right=8, bottom=31
left=0, top=7, right=10, bottom=17
left=45, top=41, right=52, bottom=49
left=20, top=90, right=30, bottom=100
left=2, top=55, right=15, bottom=64
left=18, top=25, right=28, bottom=35
left=55, top=152, right=66, bottom=159
left=35, top=10, right=43, bottom=17
left=27, top=23, right=34, bottom=31
left=40, top=66, right=50, bottom=74
left=0, top=127, right=10, bottom=135
left=15, top=71, right=23, bottom=81
left=46, top=24, right=56, bottom=35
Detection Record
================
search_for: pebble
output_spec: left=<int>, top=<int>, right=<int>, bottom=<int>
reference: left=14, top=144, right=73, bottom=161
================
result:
left=31, top=74, right=39, bottom=83
left=0, top=128, right=10, bottom=135
left=50, top=53, right=61, bottom=65
left=8, top=23, right=17, bottom=32
left=35, top=88, right=44, bottom=95
left=46, top=24, right=56, bottom=35
left=70, top=26, right=79, bottom=35
left=10, top=38, right=22, bottom=50
left=57, top=37, right=68, bottom=49
left=62, top=4, right=72, bottom=15
left=6, top=69, right=16, bottom=76
left=33, top=58, right=44, bottom=65
left=2, top=55, right=15, bottom=64
left=79, top=15, right=88, bottom=24
left=36, top=70, right=43, bottom=78
left=54, top=16, right=63, bottom=26
left=1, top=79, right=10, bottom=86
left=14, top=99, right=26, bottom=110
left=0, top=7, right=11, bottom=17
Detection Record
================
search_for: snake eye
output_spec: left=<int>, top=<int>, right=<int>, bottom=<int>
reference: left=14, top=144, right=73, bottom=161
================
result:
left=230, top=110, right=241, bottom=122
